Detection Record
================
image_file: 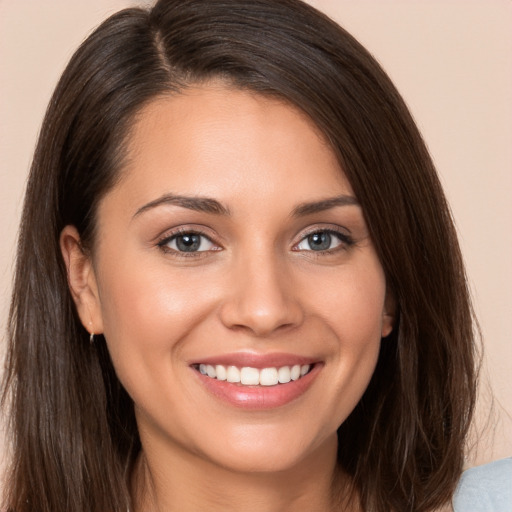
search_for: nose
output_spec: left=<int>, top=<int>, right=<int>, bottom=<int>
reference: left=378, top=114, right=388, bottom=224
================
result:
left=218, top=252, right=304, bottom=337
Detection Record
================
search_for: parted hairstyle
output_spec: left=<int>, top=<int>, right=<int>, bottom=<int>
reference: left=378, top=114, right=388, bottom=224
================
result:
left=1, top=1, right=478, bottom=511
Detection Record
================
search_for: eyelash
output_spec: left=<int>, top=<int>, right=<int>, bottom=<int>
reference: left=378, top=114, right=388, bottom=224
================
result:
left=293, top=228, right=355, bottom=255
left=157, top=228, right=219, bottom=258
left=156, top=227, right=355, bottom=257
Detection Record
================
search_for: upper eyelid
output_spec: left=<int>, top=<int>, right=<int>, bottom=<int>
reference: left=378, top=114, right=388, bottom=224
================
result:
left=157, top=226, right=219, bottom=245
left=292, top=226, right=354, bottom=251
left=155, top=224, right=353, bottom=249
left=294, top=224, right=352, bottom=241
left=157, top=230, right=221, bottom=256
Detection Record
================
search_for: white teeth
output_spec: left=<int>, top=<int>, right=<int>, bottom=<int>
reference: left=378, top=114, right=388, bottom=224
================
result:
left=226, top=365, right=241, bottom=383
left=240, top=367, right=260, bottom=385
left=290, top=364, right=301, bottom=381
left=198, top=363, right=312, bottom=386
left=259, top=367, right=279, bottom=386
left=216, top=365, right=227, bottom=381
left=277, top=366, right=291, bottom=384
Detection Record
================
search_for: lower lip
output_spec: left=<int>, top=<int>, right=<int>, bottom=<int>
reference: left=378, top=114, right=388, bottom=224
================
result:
left=193, top=364, right=321, bottom=410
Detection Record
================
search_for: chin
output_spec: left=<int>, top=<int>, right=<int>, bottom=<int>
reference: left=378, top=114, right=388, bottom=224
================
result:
left=193, top=424, right=338, bottom=475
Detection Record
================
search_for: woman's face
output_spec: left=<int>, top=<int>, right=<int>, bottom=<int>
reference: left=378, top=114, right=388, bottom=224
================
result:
left=66, top=83, right=394, bottom=474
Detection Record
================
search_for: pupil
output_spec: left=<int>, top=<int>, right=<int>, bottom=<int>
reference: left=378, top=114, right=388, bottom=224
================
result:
left=176, top=234, right=200, bottom=252
left=308, top=232, right=331, bottom=251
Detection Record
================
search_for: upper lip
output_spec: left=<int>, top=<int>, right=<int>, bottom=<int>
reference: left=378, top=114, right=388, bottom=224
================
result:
left=189, top=352, right=318, bottom=369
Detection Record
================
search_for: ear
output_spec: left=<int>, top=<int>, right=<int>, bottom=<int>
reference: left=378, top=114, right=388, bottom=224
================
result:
left=60, top=225, right=104, bottom=336
left=381, top=290, right=396, bottom=338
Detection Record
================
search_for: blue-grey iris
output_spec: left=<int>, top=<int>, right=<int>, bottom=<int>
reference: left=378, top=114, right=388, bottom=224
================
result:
left=176, top=234, right=201, bottom=252
left=308, top=232, right=331, bottom=251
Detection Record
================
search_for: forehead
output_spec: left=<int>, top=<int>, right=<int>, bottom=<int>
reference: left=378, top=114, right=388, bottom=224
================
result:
left=110, top=83, right=353, bottom=212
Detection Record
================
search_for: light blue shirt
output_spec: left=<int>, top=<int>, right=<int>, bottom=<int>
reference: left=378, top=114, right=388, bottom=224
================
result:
left=453, top=458, right=512, bottom=511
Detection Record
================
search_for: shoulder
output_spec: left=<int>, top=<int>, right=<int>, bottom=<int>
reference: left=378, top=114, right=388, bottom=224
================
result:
left=453, top=458, right=512, bottom=512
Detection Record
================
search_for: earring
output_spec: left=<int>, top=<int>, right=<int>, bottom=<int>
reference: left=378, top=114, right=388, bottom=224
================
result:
left=90, top=332, right=95, bottom=344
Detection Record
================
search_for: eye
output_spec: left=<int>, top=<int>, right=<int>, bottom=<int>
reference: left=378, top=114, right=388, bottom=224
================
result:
left=158, top=231, right=217, bottom=253
left=295, top=230, right=351, bottom=252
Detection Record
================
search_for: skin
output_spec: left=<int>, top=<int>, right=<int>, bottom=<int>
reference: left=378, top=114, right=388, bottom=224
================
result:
left=61, top=83, right=394, bottom=512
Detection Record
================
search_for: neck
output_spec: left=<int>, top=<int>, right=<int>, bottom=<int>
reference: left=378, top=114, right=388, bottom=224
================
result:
left=131, top=435, right=355, bottom=512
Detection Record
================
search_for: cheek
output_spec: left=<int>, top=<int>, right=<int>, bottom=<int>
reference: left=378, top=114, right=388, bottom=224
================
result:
left=301, top=258, right=386, bottom=416
left=95, top=256, right=217, bottom=380
left=305, top=259, right=387, bottom=347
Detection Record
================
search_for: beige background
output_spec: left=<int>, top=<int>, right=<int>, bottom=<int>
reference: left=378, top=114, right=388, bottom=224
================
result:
left=1, top=0, right=511, bottom=470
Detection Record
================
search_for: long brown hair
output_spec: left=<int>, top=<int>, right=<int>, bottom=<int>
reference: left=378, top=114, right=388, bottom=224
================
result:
left=2, top=1, right=478, bottom=511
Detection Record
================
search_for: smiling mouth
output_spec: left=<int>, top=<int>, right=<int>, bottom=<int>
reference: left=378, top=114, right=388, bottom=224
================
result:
left=193, top=363, right=313, bottom=387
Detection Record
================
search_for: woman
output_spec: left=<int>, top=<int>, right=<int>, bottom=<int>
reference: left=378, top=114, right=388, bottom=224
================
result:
left=1, top=0, right=479, bottom=511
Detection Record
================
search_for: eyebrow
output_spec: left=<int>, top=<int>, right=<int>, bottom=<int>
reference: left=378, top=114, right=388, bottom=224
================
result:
left=292, top=195, right=359, bottom=217
left=133, top=193, right=359, bottom=219
left=133, top=194, right=231, bottom=218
